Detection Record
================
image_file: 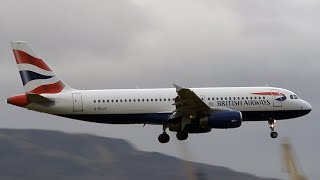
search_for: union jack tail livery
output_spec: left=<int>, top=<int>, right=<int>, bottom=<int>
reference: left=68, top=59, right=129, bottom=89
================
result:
left=11, top=41, right=72, bottom=94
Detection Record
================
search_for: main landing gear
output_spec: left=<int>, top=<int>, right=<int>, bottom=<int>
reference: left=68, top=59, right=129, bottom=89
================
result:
left=158, top=125, right=170, bottom=143
left=176, top=131, right=188, bottom=141
left=158, top=125, right=189, bottom=143
left=158, top=133, right=170, bottom=143
left=268, top=119, right=278, bottom=139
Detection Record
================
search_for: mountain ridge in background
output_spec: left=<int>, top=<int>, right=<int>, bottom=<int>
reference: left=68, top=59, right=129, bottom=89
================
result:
left=0, top=129, right=281, bottom=180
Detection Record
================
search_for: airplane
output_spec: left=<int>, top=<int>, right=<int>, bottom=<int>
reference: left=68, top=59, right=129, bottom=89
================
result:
left=6, top=41, right=312, bottom=143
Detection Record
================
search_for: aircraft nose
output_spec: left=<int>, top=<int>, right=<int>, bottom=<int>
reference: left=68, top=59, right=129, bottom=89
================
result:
left=301, top=100, right=312, bottom=114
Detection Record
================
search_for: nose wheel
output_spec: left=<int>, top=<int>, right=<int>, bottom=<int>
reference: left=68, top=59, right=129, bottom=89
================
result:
left=158, top=125, right=170, bottom=143
left=270, top=131, right=278, bottom=138
left=268, top=119, right=278, bottom=139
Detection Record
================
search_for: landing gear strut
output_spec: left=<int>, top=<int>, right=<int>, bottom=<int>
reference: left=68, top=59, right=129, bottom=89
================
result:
left=158, top=125, right=170, bottom=143
left=268, top=119, right=278, bottom=139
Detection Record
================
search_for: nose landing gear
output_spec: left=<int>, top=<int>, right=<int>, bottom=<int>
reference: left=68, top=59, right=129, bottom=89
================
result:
left=268, top=119, right=278, bottom=138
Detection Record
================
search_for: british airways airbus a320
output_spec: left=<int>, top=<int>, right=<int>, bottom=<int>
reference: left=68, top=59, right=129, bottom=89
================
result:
left=7, top=41, right=312, bottom=143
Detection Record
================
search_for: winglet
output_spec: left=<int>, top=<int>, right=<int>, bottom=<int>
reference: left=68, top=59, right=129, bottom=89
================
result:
left=173, top=84, right=184, bottom=92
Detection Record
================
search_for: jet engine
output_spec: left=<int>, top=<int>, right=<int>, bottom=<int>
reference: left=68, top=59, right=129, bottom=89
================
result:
left=200, top=111, right=242, bottom=129
left=168, top=111, right=242, bottom=134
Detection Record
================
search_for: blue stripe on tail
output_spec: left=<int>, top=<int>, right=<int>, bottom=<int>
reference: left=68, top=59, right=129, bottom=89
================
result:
left=19, top=70, right=54, bottom=85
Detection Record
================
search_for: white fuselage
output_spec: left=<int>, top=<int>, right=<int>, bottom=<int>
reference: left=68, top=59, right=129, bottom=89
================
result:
left=25, top=86, right=311, bottom=124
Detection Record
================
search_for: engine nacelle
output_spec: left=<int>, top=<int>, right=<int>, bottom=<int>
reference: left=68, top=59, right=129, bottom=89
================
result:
left=206, top=111, right=242, bottom=129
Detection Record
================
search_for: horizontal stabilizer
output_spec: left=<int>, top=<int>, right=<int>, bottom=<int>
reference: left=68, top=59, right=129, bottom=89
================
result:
left=26, top=93, right=55, bottom=104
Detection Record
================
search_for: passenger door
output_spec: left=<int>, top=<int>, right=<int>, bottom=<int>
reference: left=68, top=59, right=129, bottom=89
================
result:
left=271, top=89, right=282, bottom=107
left=72, top=93, right=83, bottom=112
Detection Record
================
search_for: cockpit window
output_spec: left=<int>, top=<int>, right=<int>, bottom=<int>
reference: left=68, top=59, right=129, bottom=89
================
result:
left=290, top=95, right=299, bottom=99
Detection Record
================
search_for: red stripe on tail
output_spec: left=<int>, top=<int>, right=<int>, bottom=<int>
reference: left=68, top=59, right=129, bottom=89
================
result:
left=29, top=81, right=65, bottom=94
left=13, top=50, right=52, bottom=71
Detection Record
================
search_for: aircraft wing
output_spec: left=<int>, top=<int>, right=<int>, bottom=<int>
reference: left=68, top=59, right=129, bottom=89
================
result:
left=170, top=84, right=228, bottom=119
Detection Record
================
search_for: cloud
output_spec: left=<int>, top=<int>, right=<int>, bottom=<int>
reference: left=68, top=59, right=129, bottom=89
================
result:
left=0, top=0, right=150, bottom=59
left=0, top=1, right=319, bottom=179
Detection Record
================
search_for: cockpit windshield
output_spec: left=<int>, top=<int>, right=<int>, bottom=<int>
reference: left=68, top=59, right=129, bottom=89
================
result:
left=290, top=95, right=299, bottom=99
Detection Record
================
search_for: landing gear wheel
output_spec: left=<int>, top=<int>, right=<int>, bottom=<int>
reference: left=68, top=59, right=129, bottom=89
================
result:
left=270, top=132, right=278, bottom=139
left=158, top=133, right=170, bottom=143
left=176, top=131, right=188, bottom=141
left=268, top=119, right=278, bottom=139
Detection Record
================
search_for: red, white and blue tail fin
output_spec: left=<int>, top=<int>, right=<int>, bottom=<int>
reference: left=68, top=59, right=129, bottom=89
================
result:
left=11, top=41, right=72, bottom=94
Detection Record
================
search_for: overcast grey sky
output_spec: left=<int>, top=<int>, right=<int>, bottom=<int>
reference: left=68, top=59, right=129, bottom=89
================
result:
left=0, top=0, right=319, bottom=179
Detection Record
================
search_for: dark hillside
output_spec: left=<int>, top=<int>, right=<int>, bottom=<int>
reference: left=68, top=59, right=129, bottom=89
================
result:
left=0, top=129, right=281, bottom=180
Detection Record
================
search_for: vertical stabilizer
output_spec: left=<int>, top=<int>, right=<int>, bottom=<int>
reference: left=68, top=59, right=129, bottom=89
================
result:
left=11, top=41, right=72, bottom=94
